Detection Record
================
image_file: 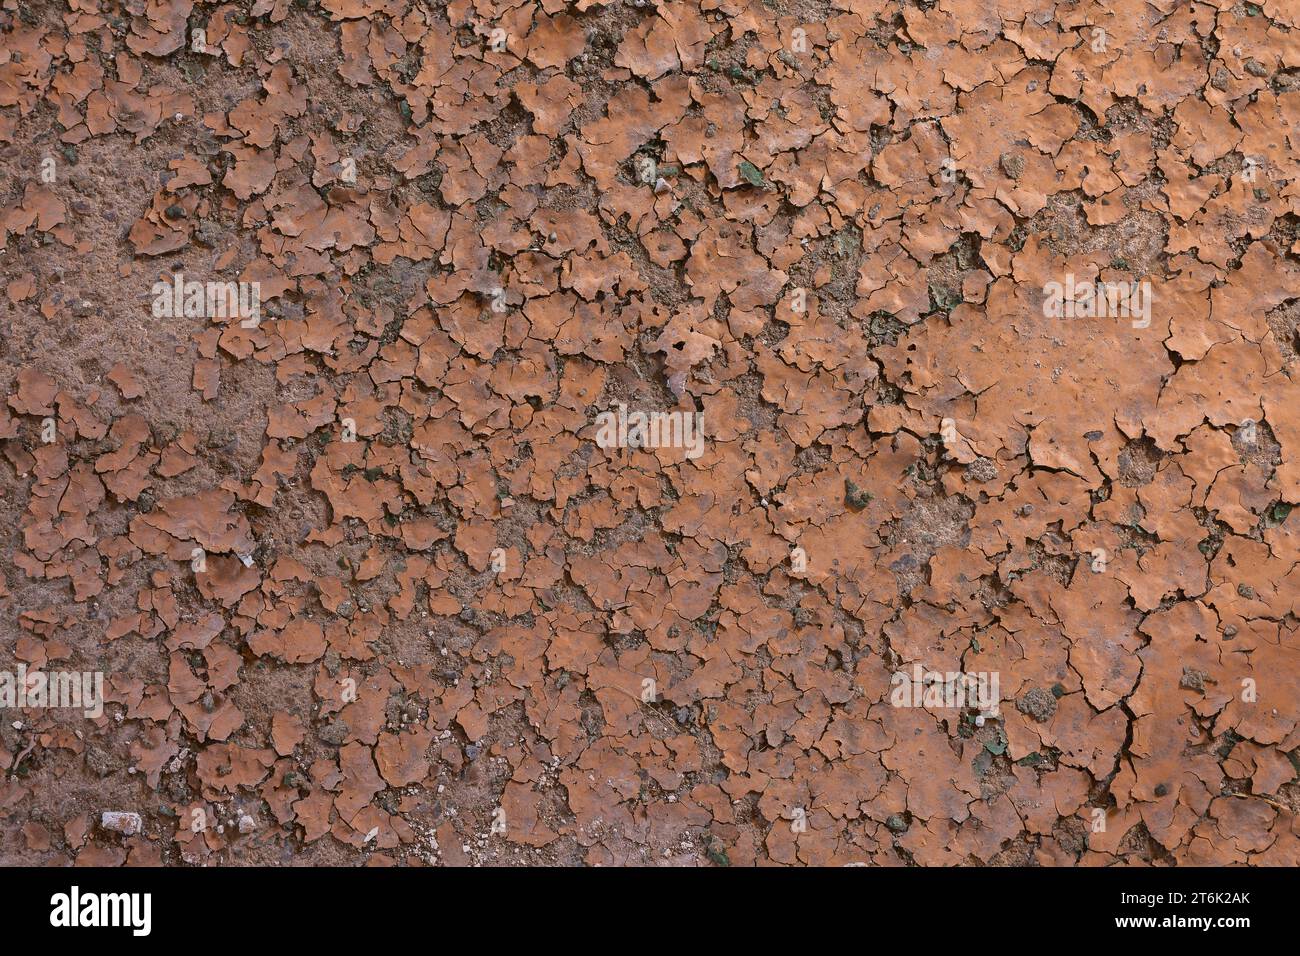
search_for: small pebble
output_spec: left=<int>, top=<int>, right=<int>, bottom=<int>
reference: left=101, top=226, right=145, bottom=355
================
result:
left=101, top=811, right=143, bottom=836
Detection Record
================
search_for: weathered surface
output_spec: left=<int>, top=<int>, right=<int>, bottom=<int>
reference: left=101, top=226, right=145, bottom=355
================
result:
left=0, top=0, right=1297, bottom=867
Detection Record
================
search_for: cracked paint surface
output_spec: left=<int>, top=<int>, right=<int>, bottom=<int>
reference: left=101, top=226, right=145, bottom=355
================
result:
left=0, top=0, right=1298, bottom=866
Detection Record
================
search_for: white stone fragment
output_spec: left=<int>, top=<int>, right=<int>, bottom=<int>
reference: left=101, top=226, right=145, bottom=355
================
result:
left=101, top=811, right=143, bottom=836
